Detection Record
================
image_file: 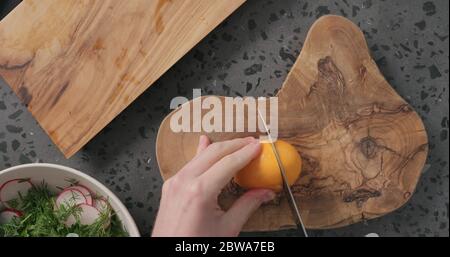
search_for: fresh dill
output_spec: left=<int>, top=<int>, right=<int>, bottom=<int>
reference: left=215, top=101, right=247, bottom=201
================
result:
left=0, top=181, right=128, bottom=237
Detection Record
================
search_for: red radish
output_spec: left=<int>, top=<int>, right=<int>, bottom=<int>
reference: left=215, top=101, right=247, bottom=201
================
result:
left=64, top=204, right=101, bottom=227
left=93, top=198, right=111, bottom=228
left=0, top=179, right=33, bottom=208
left=65, top=185, right=93, bottom=205
left=55, top=188, right=87, bottom=209
left=94, top=198, right=110, bottom=213
left=0, top=209, right=22, bottom=224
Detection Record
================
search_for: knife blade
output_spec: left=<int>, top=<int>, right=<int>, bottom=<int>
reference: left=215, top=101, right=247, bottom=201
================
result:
left=257, top=109, right=308, bottom=237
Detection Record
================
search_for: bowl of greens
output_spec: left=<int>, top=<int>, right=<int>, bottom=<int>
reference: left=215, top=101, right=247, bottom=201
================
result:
left=0, top=163, right=140, bottom=237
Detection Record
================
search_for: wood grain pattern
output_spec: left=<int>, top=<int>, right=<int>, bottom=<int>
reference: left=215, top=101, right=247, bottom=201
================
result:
left=0, top=0, right=245, bottom=157
left=156, top=15, right=429, bottom=231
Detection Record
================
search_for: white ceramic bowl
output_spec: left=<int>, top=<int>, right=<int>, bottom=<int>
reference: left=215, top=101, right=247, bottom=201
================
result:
left=0, top=163, right=140, bottom=237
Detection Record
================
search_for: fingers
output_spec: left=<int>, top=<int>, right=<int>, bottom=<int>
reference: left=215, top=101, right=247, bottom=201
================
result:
left=181, top=137, right=256, bottom=177
left=200, top=140, right=261, bottom=194
left=222, top=189, right=275, bottom=236
left=196, top=135, right=210, bottom=155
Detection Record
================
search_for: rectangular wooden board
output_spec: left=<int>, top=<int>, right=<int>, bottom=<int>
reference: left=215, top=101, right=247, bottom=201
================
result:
left=0, top=0, right=245, bottom=157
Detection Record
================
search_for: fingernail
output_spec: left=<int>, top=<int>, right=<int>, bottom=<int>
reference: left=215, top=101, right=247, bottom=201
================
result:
left=245, top=136, right=256, bottom=143
left=262, top=191, right=276, bottom=203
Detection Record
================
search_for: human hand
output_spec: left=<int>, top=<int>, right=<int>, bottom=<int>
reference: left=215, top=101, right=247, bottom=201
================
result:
left=152, top=136, right=275, bottom=237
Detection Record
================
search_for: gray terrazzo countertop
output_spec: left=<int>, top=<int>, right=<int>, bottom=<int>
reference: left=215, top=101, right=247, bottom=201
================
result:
left=0, top=0, right=448, bottom=236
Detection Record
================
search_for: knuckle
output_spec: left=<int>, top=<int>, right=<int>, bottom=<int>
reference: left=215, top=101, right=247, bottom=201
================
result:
left=187, top=182, right=204, bottom=197
left=185, top=182, right=210, bottom=206
left=162, top=177, right=179, bottom=194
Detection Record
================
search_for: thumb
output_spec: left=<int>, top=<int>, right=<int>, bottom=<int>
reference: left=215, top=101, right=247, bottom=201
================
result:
left=223, top=189, right=275, bottom=235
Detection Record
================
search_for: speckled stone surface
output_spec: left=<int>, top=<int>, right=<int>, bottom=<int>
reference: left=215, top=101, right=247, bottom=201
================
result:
left=0, top=0, right=448, bottom=237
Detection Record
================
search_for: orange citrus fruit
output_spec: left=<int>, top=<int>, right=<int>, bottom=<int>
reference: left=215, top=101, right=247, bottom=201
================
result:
left=234, top=140, right=302, bottom=192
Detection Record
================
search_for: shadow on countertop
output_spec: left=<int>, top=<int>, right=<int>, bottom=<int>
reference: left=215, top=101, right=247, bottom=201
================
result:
left=0, top=0, right=21, bottom=21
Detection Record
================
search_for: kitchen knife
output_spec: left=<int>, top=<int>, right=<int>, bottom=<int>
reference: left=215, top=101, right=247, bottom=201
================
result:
left=257, top=109, right=309, bottom=237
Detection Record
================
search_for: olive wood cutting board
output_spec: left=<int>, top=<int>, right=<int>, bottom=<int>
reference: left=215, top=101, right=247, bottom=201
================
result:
left=0, top=0, right=246, bottom=157
left=156, top=15, right=429, bottom=231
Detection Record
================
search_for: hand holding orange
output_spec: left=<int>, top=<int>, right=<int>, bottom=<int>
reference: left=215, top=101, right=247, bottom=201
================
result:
left=234, top=140, right=302, bottom=192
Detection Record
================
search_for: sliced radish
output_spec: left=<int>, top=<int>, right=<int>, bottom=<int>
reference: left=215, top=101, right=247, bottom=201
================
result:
left=94, top=198, right=111, bottom=228
left=55, top=188, right=87, bottom=209
left=64, top=204, right=100, bottom=227
left=0, top=209, right=22, bottom=224
left=0, top=179, right=33, bottom=208
left=65, top=185, right=93, bottom=205
left=94, top=198, right=110, bottom=213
